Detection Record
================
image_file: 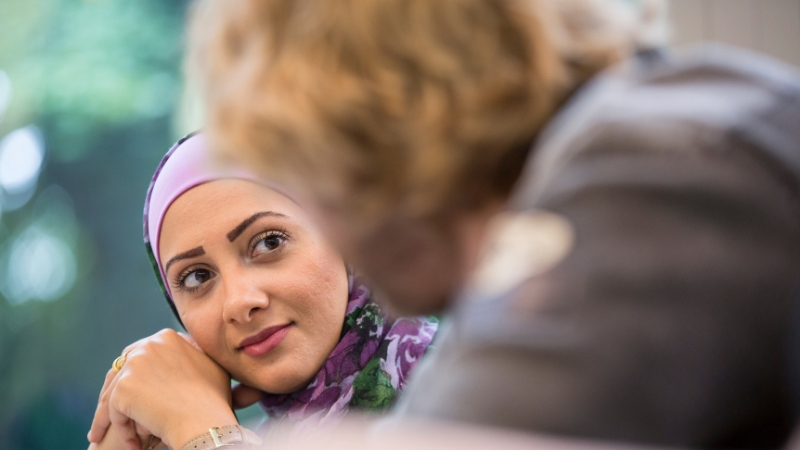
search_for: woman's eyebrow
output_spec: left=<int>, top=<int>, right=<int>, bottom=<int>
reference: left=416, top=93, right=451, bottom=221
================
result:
left=165, top=246, right=205, bottom=274
left=227, top=211, right=288, bottom=242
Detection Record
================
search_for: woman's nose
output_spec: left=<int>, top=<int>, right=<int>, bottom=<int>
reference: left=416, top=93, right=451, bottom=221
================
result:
left=222, top=275, right=270, bottom=324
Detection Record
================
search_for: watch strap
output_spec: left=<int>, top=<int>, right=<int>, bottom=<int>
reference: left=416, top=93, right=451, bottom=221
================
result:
left=179, top=425, right=262, bottom=450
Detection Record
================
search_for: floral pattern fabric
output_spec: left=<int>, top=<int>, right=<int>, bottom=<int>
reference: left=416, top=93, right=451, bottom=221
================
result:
left=259, top=275, right=438, bottom=428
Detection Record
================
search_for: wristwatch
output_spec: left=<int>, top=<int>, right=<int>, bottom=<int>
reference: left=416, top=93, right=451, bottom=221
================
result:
left=179, top=425, right=262, bottom=450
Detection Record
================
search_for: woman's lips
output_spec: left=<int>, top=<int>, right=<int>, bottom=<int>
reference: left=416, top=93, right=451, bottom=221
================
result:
left=238, top=323, right=292, bottom=357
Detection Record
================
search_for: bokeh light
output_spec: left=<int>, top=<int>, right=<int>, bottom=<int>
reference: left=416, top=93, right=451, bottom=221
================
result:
left=0, top=185, right=78, bottom=306
left=0, top=126, right=45, bottom=211
left=2, top=227, right=76, bottom=306
left=0, top=70, right=10, bottom=123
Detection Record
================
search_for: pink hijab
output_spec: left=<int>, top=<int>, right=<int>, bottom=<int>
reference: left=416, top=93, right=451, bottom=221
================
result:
left=143, top=132, right=263, bottom=298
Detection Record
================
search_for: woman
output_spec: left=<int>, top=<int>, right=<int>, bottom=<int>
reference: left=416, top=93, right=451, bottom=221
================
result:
left=87, top=133, right=437, bottom=450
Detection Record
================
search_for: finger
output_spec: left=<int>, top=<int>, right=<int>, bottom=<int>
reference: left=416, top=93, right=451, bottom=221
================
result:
left=135, top=421, right=149, bottom=436
left=231, top=383, right=264, bottom=409
left=135, top=420, right=152, bottom=441
left=109, top=406, right=142, bottom=450
left=87, top=370, right=120, bottom=443
left=87, top=372, right=112, bottom=443
left=177, top=332, right=203, bottom=351
left=87, top=400, right=111, bottom=443
left=99, top=367, right=117, bottom=397
left=93, top=368, right=118, bottom=418
left=91, top=341, right=143, bottom=442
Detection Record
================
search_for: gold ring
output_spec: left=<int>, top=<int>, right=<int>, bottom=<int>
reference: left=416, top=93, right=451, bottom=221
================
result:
left=112, top=351, right=130, bottom=373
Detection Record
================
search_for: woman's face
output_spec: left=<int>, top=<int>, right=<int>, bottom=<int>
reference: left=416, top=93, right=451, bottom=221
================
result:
left=159, top=179, right=349, bottom=393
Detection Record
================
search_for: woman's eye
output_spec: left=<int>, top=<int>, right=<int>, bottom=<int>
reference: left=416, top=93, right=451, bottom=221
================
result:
left=253, top=232, right=287, bottom=256
left=183, top=269, right=213, bottom=289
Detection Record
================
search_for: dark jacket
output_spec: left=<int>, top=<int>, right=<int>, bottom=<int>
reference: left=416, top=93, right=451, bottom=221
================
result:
left=398, top=45, right=800, bottom=448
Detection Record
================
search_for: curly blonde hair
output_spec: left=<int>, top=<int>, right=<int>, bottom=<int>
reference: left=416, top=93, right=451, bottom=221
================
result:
left=188, top=0, right=666, bottom=230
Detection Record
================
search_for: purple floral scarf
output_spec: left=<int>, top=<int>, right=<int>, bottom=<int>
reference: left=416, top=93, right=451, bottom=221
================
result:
left=259, top=274, right=438, bottom=428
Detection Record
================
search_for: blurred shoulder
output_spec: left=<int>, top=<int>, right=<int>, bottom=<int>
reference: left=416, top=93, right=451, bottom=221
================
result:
left=514, top=44, right=800, bottom=210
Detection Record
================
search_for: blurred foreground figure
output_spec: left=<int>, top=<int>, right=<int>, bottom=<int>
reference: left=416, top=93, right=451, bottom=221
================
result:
left=188, top=0, right=800, bottom=447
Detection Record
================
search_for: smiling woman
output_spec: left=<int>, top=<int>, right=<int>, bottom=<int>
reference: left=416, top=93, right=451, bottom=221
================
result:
left=160, top=178, right=349, bottom=395
left=86, top=134, right=438, bottom=450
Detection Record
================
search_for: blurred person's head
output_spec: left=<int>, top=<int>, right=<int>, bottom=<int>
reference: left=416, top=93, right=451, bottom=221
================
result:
left=187, top=0, right=667, bottom=314
left=144, top=134, right=349, bottom=394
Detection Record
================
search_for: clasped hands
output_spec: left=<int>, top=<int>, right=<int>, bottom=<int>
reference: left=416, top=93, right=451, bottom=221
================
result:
left=87, top=329, right=263, bottom=450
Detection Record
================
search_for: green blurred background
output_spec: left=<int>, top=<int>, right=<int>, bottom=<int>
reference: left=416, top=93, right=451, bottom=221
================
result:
left=0, top=1, right=197, bottom=448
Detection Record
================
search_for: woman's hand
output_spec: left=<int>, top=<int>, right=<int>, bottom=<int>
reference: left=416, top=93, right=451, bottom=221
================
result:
left=87, top=423, right=164, bottom=450
left=87, top=329, right=238, bottom=450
